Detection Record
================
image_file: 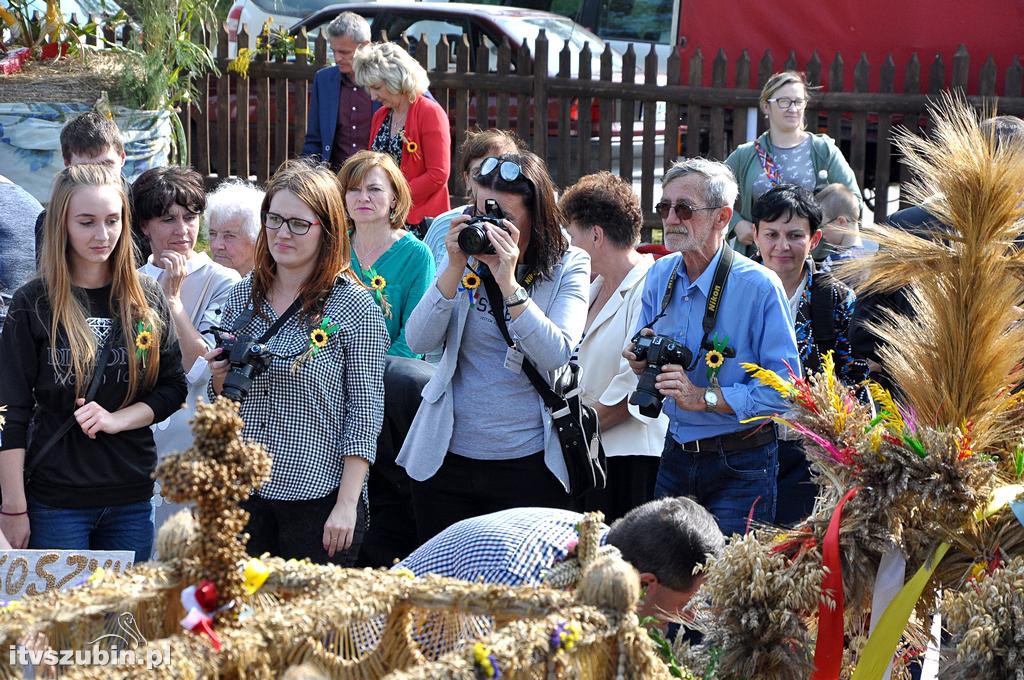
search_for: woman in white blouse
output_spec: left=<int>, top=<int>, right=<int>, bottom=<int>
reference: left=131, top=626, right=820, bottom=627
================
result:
left=562, top=172, right=669, bottom=522
left=132, top=168, right=240, bottom=529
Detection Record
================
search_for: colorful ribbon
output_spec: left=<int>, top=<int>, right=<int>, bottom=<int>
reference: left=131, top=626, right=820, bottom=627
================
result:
left=811, top=486, right=860, bottom=680
left=754, top=139, right=783, bottom=187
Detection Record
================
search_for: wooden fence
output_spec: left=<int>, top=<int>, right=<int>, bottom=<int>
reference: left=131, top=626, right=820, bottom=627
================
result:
left=37, top=13, right=1024, bottom=228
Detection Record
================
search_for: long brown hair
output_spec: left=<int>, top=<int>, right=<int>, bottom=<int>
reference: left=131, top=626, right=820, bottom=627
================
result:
left=251, top=159, right=356, bottom=317
left=38, top=164, right=162, bottom=405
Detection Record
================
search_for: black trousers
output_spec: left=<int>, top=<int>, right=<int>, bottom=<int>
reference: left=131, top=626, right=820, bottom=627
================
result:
left=774, top=439, right=818, bottom=527
left=241, top=490, right=367, bottom=566
left=410, top=451, right=576, bottom=544
left=581, top=454, right=659, bottom=524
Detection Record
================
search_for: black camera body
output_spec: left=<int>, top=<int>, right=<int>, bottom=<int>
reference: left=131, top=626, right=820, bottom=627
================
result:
left=210, top=329, right=274, bottom=402
left=628, top=331, right=693, bottom=418
left=458, top=199, right=508, bottom=255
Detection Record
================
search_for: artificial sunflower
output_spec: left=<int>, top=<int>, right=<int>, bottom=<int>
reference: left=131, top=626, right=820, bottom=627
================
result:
left=134, top=321, right=154, bottom=367
left=705, top=349, right=724, bottom=369
left=365, top=268, right=392, bottom=318
left=461, top=272, right=481, bottom=290
left=400, top=130, right=420, bottom=157
left=310, top=328, right=329, bottom=349
left=371, top=274, right=387, bottom=290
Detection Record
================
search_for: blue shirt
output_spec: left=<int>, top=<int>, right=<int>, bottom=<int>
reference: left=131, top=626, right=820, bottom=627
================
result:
left=396, top=507, right=606, bottom=585
left=422, top=204, right=470, bottom=270
left=635, top=245, right=799, bottom=443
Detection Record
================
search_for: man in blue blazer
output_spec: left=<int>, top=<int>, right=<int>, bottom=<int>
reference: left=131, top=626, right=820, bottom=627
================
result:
left=302, top=12, right=375, bottom=169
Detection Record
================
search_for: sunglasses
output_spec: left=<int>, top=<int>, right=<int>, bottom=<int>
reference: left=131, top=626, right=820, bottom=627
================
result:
left=262, top=211, right=320, bottom=236
left=654, top=201, right=722, bottom=221
left=478, top=156, right=524, bottom=182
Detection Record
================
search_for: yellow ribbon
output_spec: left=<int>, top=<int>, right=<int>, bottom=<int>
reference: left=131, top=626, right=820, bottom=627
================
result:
left=242, top=559, right=271, bottom=595
left=852, top=484, right=1024, bottom=679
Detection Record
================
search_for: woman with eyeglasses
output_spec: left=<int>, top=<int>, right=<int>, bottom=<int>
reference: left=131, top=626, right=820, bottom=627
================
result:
left=207, top=159, right=388, bottom=565
left=398, top=151, right=590, bottom=542
left=338, top=151, right=435, bottom=358
left=724, top=71, right=862, bottom=252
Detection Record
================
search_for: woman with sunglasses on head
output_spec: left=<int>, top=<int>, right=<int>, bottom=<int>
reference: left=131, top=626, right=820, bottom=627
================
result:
left=398, top=151, right=590, bottom=543
left=0, top=165, right=187, bottom=561
left=338, top=151, right=435, bottom=358
left=725, top=71, right=863, bottom=253
left=207, top=159, right=388, bottom=565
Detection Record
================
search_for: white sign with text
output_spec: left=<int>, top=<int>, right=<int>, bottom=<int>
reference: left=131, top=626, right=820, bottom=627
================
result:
left=0, top=550, right=134, bottom=600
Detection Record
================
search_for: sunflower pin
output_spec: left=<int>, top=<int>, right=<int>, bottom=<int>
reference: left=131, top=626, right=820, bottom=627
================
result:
left=705, top=333, right=730, bottom=383
left=366, top=267, right=393, bottom=318
left=459, top=269, right=482, bottom=306
left=399, top=130, right=421, bottom=160
left=134, top=321, right=154, bottom=367
left=292, top=315, right=340, bottom=373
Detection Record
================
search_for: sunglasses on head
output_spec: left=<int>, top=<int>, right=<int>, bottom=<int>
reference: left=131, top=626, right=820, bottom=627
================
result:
left=478, top=156, right=524, bottom=183
left=654, top=201, right=723, bottom=221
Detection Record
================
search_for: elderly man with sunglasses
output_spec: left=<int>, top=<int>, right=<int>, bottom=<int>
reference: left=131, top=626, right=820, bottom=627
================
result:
left=624, top=158, right=799, bottom=537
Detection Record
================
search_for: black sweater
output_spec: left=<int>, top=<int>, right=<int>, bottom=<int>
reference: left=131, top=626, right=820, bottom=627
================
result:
left=0, top=278, right=186, bottom=508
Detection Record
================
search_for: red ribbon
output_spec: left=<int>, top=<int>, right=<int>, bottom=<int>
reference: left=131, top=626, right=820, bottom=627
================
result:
left=811, top=486, right=860, bottom=680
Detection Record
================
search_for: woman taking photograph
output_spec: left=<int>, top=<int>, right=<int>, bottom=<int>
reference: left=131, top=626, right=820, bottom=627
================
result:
left=398, top=151, right=590, bottom=542
left=208, top=160, right=388, bottom=565
left=725, top=71, right=862, bottom=251
left=338, top=150, right=435, bottom=358
left=0, top=165, right=187, bottom=561
left=354, top=41, right=451, bottom=234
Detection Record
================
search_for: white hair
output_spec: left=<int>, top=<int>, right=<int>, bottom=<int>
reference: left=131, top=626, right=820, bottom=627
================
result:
left=326, top=12, right=371, bottom=43
left=203, top=179, right=264, bottom=242
left=661, top=158, right=738, bottom=209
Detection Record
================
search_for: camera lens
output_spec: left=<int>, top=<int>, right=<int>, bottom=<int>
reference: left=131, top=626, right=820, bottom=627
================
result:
left=458, top=224, right=491, bottom=255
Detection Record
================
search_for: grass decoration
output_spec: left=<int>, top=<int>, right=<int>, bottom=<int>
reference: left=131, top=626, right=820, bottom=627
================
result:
left=0, top=397, right=680, bottom=679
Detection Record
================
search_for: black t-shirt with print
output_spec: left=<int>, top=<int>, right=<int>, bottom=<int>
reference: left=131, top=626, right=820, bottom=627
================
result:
left=0, top=278, right=187, bottom=508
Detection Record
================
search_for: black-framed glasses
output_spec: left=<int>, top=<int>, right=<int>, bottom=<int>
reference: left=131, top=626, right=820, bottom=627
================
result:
left=479, top=156, right=524, bottom=182
left=767, top=97, right=807, bottom=110
left=262, top=211, right=319, bottom=236
left=654, top=201, right=722, bottom=221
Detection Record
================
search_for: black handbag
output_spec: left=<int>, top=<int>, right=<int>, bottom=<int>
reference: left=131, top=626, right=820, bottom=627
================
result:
left=481, top=272, right=607, bottom=497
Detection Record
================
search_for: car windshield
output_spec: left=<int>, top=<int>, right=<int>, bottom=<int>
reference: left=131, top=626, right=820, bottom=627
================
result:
left=251, top=0, right=335, bottom=14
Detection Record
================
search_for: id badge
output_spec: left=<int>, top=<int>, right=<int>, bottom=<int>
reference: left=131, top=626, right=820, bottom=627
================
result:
left=504, top=346, right=524, bottom=374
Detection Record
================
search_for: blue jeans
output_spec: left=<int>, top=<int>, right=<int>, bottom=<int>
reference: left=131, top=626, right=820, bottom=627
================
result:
left=654, top=434, right=778, bottom=537
left=27, top=498, right=154, bottom=563
left=775, top=439, right=817, bottom=527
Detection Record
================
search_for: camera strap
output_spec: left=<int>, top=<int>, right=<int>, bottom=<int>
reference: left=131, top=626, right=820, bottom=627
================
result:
left=481, top=271, right=565, bottom=410
left=232, top=296, right=304, bottom=344
left=646, top=245, right=735, bottom=369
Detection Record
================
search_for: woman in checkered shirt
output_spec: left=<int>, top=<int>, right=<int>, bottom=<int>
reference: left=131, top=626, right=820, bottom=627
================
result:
left=207, top=160, right=389, bottom=565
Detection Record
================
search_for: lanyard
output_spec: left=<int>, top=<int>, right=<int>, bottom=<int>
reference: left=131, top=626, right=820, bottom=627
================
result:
left=646, top=245, right=735, bottom=369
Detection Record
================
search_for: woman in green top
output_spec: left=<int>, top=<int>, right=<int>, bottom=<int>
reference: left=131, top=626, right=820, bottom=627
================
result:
left=339, top=151, right=435, bottom=358
left=724, top=71, right=863, bottom=252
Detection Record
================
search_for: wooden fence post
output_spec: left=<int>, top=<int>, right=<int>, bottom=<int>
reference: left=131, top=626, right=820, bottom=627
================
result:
left=576, top=42, right=593, bottom=178
left=708, top=48, right=727, bottom=160
left=639, top=44, right=659, bottom=214
left=556, top=38, right=573, bottom=187
left=873, top=55, right=896, bottom=223
left=532, top=30, right=549, bottom=161
left=292, top=29, right=309, bottom=159
left=850, top=53, right=870, bottom=192
left=235, top=24, right=251, bottom=180
left=215, top=23, right=231, bottom=179
left=597, top=44, right=613, bottom=169
left=827, top=52, right=845, bottom=141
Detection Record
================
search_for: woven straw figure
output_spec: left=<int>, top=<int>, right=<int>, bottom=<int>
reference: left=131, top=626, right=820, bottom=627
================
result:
left=154, top=397, right=272, bottom=619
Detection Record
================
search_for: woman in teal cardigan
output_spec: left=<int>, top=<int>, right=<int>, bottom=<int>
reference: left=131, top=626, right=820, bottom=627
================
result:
left=725, top=71, right=863, bottom=251
left=339, top=151, right=435, bottom=358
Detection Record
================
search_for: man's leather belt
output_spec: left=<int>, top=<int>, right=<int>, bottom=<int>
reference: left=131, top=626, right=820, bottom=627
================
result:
left=678, top=425, right=776, bottom=454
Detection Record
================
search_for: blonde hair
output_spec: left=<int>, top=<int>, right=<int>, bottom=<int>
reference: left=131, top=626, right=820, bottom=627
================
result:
left=760, top=71, right=811, bottom=130
left=39, top=164, right=162, bottom=405
left=337, top=150, right=412, bottom=230
left=352, top=42, right=430, bottom=102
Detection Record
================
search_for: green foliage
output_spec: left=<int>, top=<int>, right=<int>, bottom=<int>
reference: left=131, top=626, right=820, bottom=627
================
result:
left=113, top=0, right=218, bottom=111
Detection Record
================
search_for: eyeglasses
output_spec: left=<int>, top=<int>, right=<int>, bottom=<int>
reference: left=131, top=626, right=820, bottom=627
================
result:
left=767, top=97, right=807, bottom=110
left=478, top=156, right=524, bottom=182
left=262, top=211, right=320, bottom=236
left=654, top=201, right=722, bottom=221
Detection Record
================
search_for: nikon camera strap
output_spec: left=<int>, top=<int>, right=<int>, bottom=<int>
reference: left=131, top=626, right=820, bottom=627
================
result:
left=646, top=245, right=735, bottom=367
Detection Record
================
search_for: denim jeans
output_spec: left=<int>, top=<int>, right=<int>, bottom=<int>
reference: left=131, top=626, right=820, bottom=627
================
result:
left=654, top=434, right=778, bottom=537
left=27, top=497, right=154, bottom=563
left=775, top=439, right=817, bottom=527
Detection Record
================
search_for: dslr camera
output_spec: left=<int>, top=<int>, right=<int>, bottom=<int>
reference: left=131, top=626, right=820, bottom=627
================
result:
left=628, top=331, right=693, bottom=418
left=208, top=328, right=275, bottom=402
left=458, top=199, right=509, bottom=255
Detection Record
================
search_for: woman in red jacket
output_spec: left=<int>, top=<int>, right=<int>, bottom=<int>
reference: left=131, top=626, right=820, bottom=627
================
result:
left=354, top=42, right=451, bottom=235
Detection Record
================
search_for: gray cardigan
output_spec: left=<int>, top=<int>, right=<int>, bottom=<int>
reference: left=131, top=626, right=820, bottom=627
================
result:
left=397, top=247, right=591, bottom=490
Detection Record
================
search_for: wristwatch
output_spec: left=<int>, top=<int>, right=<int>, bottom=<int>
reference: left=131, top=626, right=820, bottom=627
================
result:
left=703, top=388, right=719, bottom=412
left=504, top=286, right=529, bottom=307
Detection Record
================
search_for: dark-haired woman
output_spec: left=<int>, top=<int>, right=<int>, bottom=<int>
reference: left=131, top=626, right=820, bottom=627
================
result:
left=398, top=152, right=591, bottom=542
left=207, top=160, right=388, bottom=565
left=751, top=184, right=867, bottom=526
left=0, top=165, right=186, bottom=561
left=132, top=167, right=239, bottom=527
